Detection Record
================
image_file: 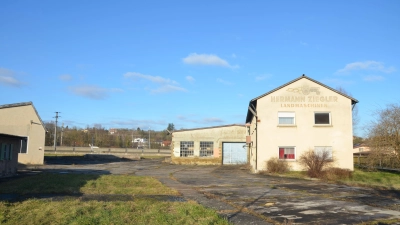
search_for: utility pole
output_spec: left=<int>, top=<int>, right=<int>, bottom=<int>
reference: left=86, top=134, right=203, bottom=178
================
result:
left=148, top=127, right=150, bottom=149
left=61, top=123, right=64, bottom=146
left=54, top=112, right=61, bottom=152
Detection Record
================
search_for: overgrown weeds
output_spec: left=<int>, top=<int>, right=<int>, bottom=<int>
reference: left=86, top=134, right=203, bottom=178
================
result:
left=263, top=157, right=290, bottom=174
left=321, top=167, right=353, bottom=181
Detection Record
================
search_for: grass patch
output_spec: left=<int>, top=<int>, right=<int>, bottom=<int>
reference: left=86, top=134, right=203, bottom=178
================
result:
left=340, top=169, right=400, bottom=190
left=0, top=174, right=229, bottom=225
left=0, top=173, right=177, bottom=195
left=0, top=199, right=228, bottom=225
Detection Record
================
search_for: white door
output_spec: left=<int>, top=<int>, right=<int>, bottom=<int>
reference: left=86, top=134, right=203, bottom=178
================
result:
left=223, top=142, right=247, bottom=164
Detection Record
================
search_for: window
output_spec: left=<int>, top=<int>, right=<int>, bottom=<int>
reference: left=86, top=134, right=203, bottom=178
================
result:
left=278, top=112, right=295, bottom=125
left=0, top=143, right=13, bottom=161
left=314, top=146, right=333, bottom=160
left=180, top=141, right=194, bottom=157
left=20, top=138, right=27, bottom=154
left=279, top=147, right=295, bottom=159
left=200, top=141, right=213, bottom=157
left=314, top=112, right=331, bottom=125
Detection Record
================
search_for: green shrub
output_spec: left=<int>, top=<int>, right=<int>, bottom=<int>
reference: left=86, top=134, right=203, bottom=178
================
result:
left=265, top=157, right=290, bottom=174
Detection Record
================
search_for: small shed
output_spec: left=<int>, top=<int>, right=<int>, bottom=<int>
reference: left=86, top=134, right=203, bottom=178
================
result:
left=0, top=102, right=46, bottom=165
left=171, top=124, right=247, bottom=165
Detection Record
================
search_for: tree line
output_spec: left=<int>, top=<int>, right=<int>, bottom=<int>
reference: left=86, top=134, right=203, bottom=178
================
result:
left=44, top=123, right=175, bottom=149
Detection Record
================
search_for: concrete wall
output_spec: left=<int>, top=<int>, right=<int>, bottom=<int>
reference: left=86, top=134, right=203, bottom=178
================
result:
left=249, top=78, right=354, bottom=172
left=0, top=105, right=45, bottom=165
left=0, top=135, right=21, bottom=177
left=171, top=125, right=246, bottom=165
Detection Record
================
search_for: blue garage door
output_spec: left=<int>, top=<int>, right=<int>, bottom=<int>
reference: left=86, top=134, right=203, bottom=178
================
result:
left=223, top=142, right=247, bottom=164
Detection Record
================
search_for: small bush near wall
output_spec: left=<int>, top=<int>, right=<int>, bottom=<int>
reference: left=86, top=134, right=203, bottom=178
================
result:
left=264, top=157, right=290, bottom=174
left=322, top=167, right=353, bottom=181
left=299, top=149, right=333, bottom=178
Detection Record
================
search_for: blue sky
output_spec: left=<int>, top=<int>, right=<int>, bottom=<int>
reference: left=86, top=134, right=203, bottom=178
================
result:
left=0, top=1, right=399, bottom=136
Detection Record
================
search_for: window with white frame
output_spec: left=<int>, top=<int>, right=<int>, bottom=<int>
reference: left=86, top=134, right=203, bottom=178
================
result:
left=200, top=141, right=213, bottom=157
left=314, top=112, right=331, bottom=125
left=180, top=141, right=194, bottom=157
left=314, top=146, right=333, bottom=161
left=279, top=147, right=295, bottom=159
left=20, top=138, right=27, bottom=154
left=278, top=112, right=295, bottom=125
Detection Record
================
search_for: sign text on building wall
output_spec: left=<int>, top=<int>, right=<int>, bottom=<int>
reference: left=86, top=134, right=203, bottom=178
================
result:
left=270, top=85, right=338, bottom=107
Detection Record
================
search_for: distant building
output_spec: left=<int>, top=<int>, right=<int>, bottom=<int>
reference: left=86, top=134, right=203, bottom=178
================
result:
left=109, top=128, right=118, bottom=135
left=0, top=102, right=46, bottom=165
left=162, top=140, right=171, bottom=147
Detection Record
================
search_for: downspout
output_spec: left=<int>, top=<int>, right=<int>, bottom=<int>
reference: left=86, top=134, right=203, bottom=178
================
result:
left=255, top=115, right=258, bottom=171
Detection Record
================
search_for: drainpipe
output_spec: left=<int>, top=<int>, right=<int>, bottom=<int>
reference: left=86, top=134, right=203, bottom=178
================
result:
left=255, top=116, right=258, bottom=171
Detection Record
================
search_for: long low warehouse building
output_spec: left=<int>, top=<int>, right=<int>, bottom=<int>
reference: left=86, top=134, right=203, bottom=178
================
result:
left=171, top=124, right=247, bottom=165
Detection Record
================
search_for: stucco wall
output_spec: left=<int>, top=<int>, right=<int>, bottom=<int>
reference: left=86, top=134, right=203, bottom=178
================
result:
left=0, top=105, right=45, bottom=165
left=249, top=78, right=354, bottom=172
left=171, top=125, right=246, bottom=165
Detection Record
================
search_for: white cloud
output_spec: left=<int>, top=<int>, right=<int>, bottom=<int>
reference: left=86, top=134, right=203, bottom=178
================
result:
left=363, top=75, right=384, bottom=82
left=69, top=85, right=110, bottom=100
left=151, top=84, right=187, bottom=93
left=255, top=74, right=272, bottom=81
left=59, top=74, right=72, bottom=81
left=182, top=53, right=239, bottom=68
left=0, top=68, right=23, bottom=87
left=337, top=61, right=396, bottom=74
left=124, top=72, right=178, bottom=85
left=177, top=115, right=225, bottom=125
left=217, top=78, right=233, bottom=85
left=300, top=41, right=308, bottom=46
left=186, top=76, right=195, bottom=83
left=124, top=72, right=186, bottom=93
left=231, top=53, right=237, bottom=58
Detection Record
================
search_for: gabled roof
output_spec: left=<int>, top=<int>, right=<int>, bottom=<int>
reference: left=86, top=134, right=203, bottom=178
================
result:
left=0, top=101, right=46, bottom=131
left=246, top=75, right=359, bottom=123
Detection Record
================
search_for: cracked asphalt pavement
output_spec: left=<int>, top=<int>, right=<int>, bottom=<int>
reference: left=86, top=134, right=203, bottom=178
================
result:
left=16, top=157, right=400, bottom=224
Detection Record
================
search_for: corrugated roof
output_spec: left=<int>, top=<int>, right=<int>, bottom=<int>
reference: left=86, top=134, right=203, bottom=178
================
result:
left=246, top=74, right=359, bottom=123
left=0, top=101, right=46, bottom=131
left=173, top=124, right=245, bottom=133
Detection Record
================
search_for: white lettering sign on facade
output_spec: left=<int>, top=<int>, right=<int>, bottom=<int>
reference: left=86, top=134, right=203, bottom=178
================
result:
left=270, top=84, right=338, bottom=107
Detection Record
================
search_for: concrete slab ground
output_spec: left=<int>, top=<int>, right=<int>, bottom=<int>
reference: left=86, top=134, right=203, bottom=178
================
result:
left=14, top=158, right=400, bottom=224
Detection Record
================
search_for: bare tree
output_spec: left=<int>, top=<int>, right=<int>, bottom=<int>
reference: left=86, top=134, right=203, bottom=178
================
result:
left=366, top=103, right=400, bottom=169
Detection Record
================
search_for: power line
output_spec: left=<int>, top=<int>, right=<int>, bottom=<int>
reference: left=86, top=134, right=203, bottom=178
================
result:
left=54, top=112, right=61, bottom=152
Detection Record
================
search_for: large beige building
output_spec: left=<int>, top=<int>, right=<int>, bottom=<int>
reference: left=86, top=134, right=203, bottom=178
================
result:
left=246, top=75, right=358, bottom=172
left=0, top=102, right=46, bottom=165
left=171, top=124, right=246, bottom=165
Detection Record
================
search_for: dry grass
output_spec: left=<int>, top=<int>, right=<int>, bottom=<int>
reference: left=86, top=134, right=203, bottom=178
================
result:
left=262, top=158, right=290, bottom=174
left=0, top=174, right=229, bottom=225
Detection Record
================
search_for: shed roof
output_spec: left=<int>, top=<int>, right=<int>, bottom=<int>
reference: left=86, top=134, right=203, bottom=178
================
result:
left=0, top=101, right=46, bottom=131
left=173, top=124, right=245, bottom=133
left=246, top=74, right=359, bottom=123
